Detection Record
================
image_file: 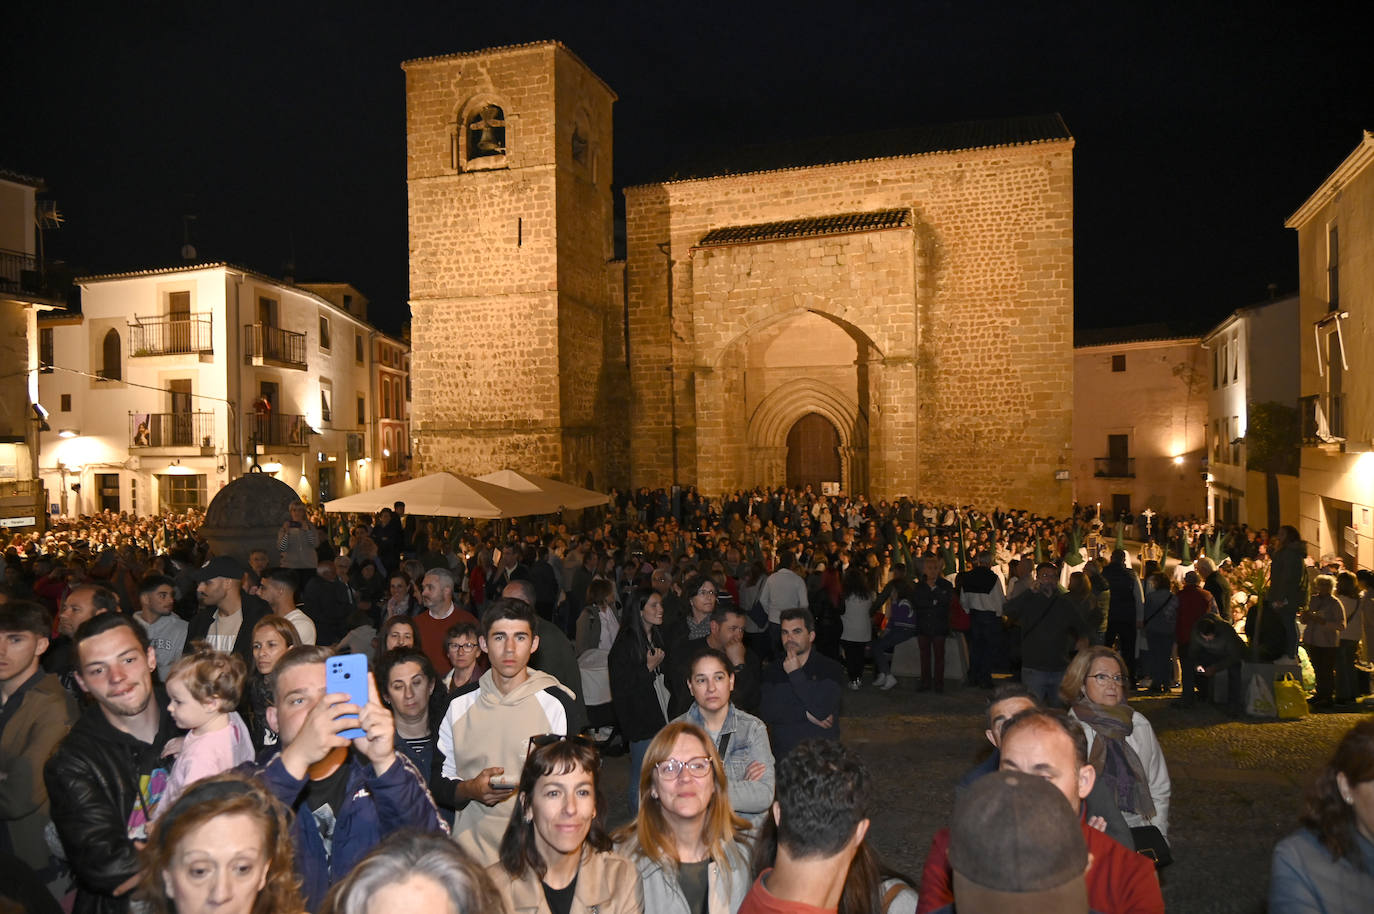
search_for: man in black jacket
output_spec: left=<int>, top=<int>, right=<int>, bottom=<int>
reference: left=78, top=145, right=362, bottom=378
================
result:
left=185, top=555, right=269, bottom=667
left=44, top=613, right=180, bottom=914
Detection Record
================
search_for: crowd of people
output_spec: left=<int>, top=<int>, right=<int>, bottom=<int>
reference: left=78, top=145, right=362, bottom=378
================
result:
left=0, top=487, right=1371, bottom=913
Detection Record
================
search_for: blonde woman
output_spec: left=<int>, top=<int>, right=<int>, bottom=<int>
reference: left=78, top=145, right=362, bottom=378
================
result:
left=616, top=720, right=753, bottom=913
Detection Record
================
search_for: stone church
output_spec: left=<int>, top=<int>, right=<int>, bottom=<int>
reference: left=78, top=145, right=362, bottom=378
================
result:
left=404, top=41, right=1074, bottom=514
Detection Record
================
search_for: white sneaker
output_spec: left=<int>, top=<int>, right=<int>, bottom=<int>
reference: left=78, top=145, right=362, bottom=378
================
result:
left=880, top=674, right=898, bottom=690
left=871, top=673, right=886, bottom=686
left=848, top=679, right=861, bottom=691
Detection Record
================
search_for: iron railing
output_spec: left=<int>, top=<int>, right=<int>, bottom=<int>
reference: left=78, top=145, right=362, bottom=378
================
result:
left=243, top=323, right=306, bottom=369
left=249, top=412, right=310, bottom=448
left=130, top=412, right=215, bottom=448
left=1093, top=457, right=1136, bottom=478
left=1300, top=393, right=1345, bottom=444
left=129, top=315, right=213, bottom=356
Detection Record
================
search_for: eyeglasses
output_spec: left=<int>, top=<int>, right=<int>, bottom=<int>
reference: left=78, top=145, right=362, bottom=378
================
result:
left=653, top=756, right=713, bottom=780
left=1089, top=673, right=1125, bottom=685
left=695, top=589, right=717, bottom=598
left=449, top=642, right=480, bottom=652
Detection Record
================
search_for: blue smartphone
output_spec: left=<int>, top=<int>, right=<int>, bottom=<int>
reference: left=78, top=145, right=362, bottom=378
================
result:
left=325, top=653, right=369, bottom=740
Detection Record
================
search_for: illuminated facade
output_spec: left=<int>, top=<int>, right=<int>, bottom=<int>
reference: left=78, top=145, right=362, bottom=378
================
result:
left=0, top=168, right=62, bottom=532
left=1071, top=329, right=1208, bottom=518
left=1285, top=130, right=1374, bottom=568
left=1200, top=294, right=1299, bottom=529
left=38, top=264, right=404, bottom=516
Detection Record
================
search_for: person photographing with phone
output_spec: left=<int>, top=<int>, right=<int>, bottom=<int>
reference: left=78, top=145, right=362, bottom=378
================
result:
left=257, top=645, right=446, bottom=911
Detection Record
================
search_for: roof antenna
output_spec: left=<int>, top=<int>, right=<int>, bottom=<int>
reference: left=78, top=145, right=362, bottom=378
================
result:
left=283, top=229, right=296, bottom=284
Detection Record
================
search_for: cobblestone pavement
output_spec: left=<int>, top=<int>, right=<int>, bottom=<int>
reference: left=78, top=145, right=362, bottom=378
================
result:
left=595, top=677, right=1370, bottom=913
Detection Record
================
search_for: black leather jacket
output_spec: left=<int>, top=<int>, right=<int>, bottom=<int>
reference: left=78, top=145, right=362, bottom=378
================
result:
left=44, top=695, right=179, bottom=914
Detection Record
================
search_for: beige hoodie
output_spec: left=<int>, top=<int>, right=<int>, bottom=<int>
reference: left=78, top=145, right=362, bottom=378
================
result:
left=439, top=667, right=574, bottom=865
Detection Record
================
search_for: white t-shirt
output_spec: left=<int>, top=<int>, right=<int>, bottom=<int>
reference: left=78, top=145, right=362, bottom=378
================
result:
left=206, top=610, right=243, bottom=653
left=759, top=568, right=808, bottom=625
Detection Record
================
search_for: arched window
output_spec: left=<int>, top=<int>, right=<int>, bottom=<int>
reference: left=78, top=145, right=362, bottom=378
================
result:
left=381, top=377, right=391, bottom=419
left=467, top=104, right=506, bottom=158
left=100, top=328, right=122, bottom=381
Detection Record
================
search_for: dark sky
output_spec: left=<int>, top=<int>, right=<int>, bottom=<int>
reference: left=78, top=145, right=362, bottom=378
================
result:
left=5, top=1, right=1369, bottom=336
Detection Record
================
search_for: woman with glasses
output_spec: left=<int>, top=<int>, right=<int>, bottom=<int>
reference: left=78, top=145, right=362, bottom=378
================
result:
left=673, top=647, right=775, bottom=828
left=1062, top=646, right=1173, bottom=849
left=616, top=720, right=752, bottom=914
left=491, top=735, right=643, bottom=914
left=442, top=621, right=487, bottom=695
left=609, top=586, right=670, bottom=813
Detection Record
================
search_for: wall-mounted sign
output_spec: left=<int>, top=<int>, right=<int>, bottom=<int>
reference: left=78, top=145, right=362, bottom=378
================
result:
left=1054, top=469, right=1070, bottom=481
left=1, top=516, right=37, bottom=528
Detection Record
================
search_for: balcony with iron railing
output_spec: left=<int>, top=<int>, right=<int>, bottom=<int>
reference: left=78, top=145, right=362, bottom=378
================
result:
left=243, top=323, right=306, bottom=369
left=1300, top=393, right=1345, bottom=446
left=1093, top=457, right=1136, bottom=478
left=129, top=315, right=213, bottom=356
left=0, top=248, right=64, bottom=303
left=248, top=412, right=311, bottom=449
left=130, top=412, right=216, bottom=451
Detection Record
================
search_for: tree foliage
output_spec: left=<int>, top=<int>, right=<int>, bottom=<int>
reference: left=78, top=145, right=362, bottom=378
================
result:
left=1246, top=401, right=1300, bottom=475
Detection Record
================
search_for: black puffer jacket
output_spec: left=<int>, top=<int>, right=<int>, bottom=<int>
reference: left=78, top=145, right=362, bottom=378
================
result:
left=44, top=697, right=180, bottom=914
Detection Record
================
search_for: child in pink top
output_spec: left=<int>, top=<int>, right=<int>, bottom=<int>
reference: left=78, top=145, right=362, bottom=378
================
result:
left=157, top=644, right=255, bottom=815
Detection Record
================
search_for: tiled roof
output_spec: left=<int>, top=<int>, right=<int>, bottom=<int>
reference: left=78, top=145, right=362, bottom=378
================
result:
left=697, top=210, right=910, bottom=247
left=629, top=114, right=1072, bottom=189
left=0, top=167, right=44, bottom=188
left=1074, top=323, right=1203, bottom=348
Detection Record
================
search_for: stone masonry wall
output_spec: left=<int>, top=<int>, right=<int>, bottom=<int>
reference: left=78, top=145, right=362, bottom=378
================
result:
left=406, top=43, right=622, bottom=484
left=625, top=141, right=1074, bottom=513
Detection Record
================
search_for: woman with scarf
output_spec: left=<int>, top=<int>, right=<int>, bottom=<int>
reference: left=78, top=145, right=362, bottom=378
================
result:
left=1061, top=645, right=1172, bottom=851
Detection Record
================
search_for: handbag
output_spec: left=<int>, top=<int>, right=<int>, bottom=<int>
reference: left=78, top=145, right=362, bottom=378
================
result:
left=949, top=593, right=971, bottom=632
left=1275, top=672, right=1309, bottom=719
left=1131, top=825, right=1173, bottom=869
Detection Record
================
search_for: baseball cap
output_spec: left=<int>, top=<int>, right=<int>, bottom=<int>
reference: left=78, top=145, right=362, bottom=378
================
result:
left=193, top=555, right=248, bottom=582
left=947, top=770, right=1088, bottom=913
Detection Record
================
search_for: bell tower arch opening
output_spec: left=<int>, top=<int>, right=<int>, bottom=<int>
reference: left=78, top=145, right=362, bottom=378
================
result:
left=786, top=413, right=841, bottom=492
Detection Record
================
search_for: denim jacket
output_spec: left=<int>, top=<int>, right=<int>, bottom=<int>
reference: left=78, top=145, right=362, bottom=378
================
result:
left=676, top=703, right=775, bottom=824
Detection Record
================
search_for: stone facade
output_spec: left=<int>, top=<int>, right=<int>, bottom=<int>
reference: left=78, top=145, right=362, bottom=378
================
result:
left=405, top=41, right=1074, bottom=513
left=404, top=42, right=624, bottom=491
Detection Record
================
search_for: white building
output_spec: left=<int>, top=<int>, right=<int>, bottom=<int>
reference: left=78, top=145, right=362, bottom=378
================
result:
left=1072, top=326, right=1209, bottom=520
left=1286, top=131, right=1374, bottom=569
left=1, top=168, right=63, bottom=532
left=1200, top=294, right=1300, bottom=530
left=38, top=263, right=406, bottom=516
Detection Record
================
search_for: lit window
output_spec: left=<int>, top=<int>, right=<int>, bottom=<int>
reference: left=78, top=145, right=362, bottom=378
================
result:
left=319, top=314, right=332, bottom=351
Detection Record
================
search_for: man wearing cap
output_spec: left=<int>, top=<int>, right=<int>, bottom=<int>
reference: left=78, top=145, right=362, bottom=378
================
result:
left=184, top=555, right=269, bottom=667
left=934, top=770, right=1094, bottom=913
left=917, top=708, right=1162, bottom=913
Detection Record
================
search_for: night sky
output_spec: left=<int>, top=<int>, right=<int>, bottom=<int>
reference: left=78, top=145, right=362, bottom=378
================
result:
left=5, top=1, right=1369, bottom=336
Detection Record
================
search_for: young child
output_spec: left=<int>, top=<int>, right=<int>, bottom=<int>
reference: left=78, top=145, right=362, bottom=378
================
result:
left=158, top=643, right=254, bottom=814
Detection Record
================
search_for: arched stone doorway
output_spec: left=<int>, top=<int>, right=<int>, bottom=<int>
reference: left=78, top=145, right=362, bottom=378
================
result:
left=786, top=413, right=840, bottom=492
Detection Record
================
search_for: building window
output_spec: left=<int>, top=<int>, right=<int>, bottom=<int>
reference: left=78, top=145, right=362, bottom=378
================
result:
left=318, top=314, right=332, bottom=351
left=39, top=327, right=53, bottom=372
left=357, top=395, right=366, bottom=426
left=317, top=466, right=335, bottom=502
left=158, top=473, right=206, bottom=511
left=60, top=394, right=71, bottom=412
left=1212, top=348, right=1218, bottom=389
left=100, top=328, right=122, bottom=381
left=1111, top=354, right=1126, bottom=372
left=355, top=332, right=364, bottom=363
left=1327, top=222, right=1339, bottom=311
left=343, top=293, right=353, bottom=312
left=1232, top=334, right=1239, bottom=382
left=467, top=104, right=506, bottom=158
left=381, top=377, right=391, bottom=419
left=320, top=380, right=333, bottom=425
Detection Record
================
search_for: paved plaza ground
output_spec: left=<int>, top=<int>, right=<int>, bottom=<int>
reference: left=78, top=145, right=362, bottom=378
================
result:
left=595, top=675, right=1370, bottom=913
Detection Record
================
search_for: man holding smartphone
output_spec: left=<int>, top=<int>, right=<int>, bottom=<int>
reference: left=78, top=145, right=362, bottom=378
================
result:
left=259, top=645, right=446, bottom=910
left=434, top=597, right=577, bottom=865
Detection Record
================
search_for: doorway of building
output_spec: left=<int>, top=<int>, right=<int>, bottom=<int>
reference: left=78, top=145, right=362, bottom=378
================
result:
left=97, top=473, right=120, bottom=512
left=785, top=413, right=840, bottom=493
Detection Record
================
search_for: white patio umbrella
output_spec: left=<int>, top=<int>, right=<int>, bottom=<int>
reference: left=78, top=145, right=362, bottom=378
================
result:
left=321, top=472, right=555, bottom=519
left=475, top=468, right=610, bottom=511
